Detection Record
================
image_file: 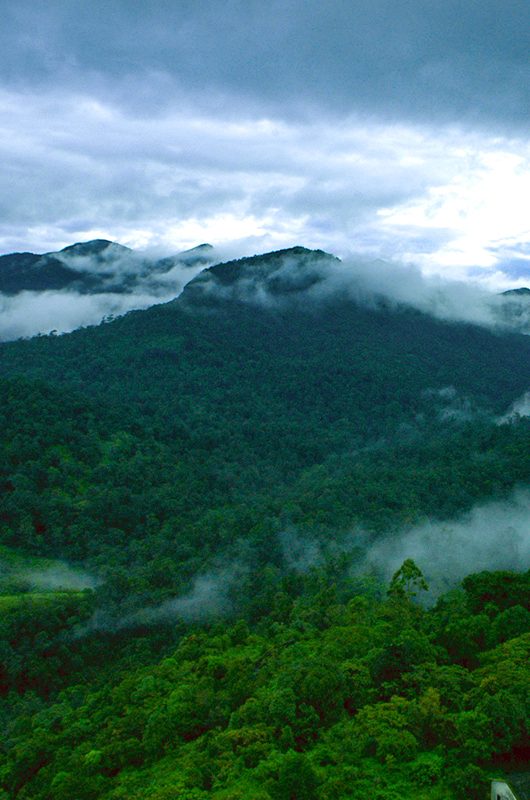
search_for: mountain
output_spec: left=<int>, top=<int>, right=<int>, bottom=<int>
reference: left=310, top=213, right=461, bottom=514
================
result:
left=1, top=246, right=530, bottom=566
left=182, top=245, right=338, bottom=303
left=502, top=287, right=530, bottom=296
left=0, top=249, right=89, bottom=293
left=56, top=239, right=131, bottom=259
left=0, top=239, right=215, bottom=295
left=0, top=245, right=529, bottom=800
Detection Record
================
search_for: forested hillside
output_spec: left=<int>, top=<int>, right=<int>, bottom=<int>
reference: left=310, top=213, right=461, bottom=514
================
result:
left=0, top=240, right=213, bottom=296
left=0, top=248, right=528, bottom=798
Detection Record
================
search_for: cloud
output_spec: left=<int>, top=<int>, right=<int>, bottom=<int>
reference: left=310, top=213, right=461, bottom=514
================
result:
left=423, top=386, right=482, bottom=423
left=20, top=563, right=101, bottom=592
left=0, top=289, right=169, bottom=341
left=361, top=488, right=530, bottom=599
left=328, top=255, right=530, bottom=330
left=76, top=485, right=530, bottom=632
left=1, top=1, right=530, bottom=128
left=0, top=556, right=100, bottom=593
left=80, top=564, right=244, bottom=634
left=136, top=568, right=236, bottom=624
left=0, top=243, right=216, bottom=340
left=186, top=247, right=530, bottom=333
left=1, top=238, right=528, bottom=342
left=278, top=528, right=324, bottom=573
left=1, top=88, right=530, bottom=285
left=498, top=391, right=530, bottom=424
left=1, top=3, right=530, bottom=294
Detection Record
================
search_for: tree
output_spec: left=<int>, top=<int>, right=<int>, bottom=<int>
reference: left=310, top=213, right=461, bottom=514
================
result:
left=388, top=559, right=428, bottom=601
left=269, top=750, right=319, bottom=800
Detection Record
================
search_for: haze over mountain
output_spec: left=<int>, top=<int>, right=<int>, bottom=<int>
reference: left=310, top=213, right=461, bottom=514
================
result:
left=0, top=239, right=214, bottom=295
left=0, top=239, right=216, bottom=340
left=1, top=241, right=530, bottom=342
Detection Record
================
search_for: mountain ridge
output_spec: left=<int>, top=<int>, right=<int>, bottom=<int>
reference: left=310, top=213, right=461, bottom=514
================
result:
left=0, top=239, right=215, bottom=296
left=2, top=241, right=530, bottom=340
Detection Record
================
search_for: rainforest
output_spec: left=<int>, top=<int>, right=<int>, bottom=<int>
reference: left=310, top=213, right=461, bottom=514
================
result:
left=0, top=246, right=529, bottom=800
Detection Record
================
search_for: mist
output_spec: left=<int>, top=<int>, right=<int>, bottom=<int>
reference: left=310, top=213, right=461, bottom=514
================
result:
left=185, top=248, right=530, bottom=333
left=276, top=488, right=530, bottom=603
left=80, top=564, right=243, bottom=635
left=498, top=391, right=530, bottom=423
left=300, top=253, right=530, bottom=333
left=0, top=289, right=175, bottom=341
left=135, top=568, right=236, bottom=625
left=0, top=243, right=216, bottom=341
left=73, top=485, right=530, bottom=633
left=361, top=488, right=530, bottom=600
left=2, top=242, right=529, bottom=341
left=329, top=256, right=526, bottom=330
left=278, top=528, right=325, bottom=573
left=20, top=563, right=101, bottom=592
left=0, top=556, right=100, bottom=593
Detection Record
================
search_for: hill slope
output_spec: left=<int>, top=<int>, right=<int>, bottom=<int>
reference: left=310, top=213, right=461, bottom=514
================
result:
left=1, top=246, right=529, bottom=800
left=1, top=247, right=529, bottom=586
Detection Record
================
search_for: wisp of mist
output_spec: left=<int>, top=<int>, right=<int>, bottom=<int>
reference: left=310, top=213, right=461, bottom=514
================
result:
left=362, top=488, right=530, bottom=600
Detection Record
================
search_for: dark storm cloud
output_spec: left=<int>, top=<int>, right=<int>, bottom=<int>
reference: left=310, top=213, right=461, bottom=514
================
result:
left=1, top=0, right=530, bottom=127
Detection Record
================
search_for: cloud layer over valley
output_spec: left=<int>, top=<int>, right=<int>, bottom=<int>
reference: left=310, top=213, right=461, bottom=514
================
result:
left=2, top=240, right=530, bottom=342
left=0, top=240, right=215, bottom=340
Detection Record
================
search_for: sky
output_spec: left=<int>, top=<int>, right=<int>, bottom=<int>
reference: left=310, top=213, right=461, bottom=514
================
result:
left=2, top=0, right=530, bottom=287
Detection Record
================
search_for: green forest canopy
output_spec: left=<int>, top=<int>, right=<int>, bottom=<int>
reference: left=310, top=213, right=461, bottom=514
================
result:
left=0, top=247, right=528, bottom=798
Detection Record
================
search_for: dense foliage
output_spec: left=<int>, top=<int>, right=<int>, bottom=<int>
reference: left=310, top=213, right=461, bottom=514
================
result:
left=1, top=568, right=528, bottom=799
left=0, top=249, right=528, bottom=797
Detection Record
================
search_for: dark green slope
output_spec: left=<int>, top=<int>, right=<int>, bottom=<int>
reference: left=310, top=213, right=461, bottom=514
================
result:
left=1, top=249, right=529, bottom=800
left=0, top=248, right=529, bottom=474
left=0, top=251, right=89, bottom=294
left=0, top=240, right=134, bottom=295
left=0, top=247, right=529, bottom=593
left=1, top=248, right=530, bottom=421
left=0, top=240, right=134, bottom=294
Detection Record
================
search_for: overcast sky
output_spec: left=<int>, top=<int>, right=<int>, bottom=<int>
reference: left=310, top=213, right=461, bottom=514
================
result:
left=2, top=0, right=530, bottom=286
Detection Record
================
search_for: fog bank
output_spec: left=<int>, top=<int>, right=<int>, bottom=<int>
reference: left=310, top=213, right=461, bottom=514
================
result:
left=362, top=488, right=530, bottom=598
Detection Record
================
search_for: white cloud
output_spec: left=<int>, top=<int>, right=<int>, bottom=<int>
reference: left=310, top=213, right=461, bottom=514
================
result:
left=0, top=88, right=529, bottom=290
left=379, top=143, right=530, bottom=274
left=0, top=289, right=174, bottom=341
left=498, top=391, right=530, bottom=424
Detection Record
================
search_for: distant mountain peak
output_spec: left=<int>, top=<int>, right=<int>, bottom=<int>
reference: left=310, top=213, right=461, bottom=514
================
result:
left=502, top=287, right=530, bottom=296
left=186, top=243, right=213, bottom=252
left=59, top=238, right=115, bottom=253
left=171, top=243, right=215, bottom=267
left=183, top=246, right=338, bottom=305
left=55, top=239, right=132, bottom=260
